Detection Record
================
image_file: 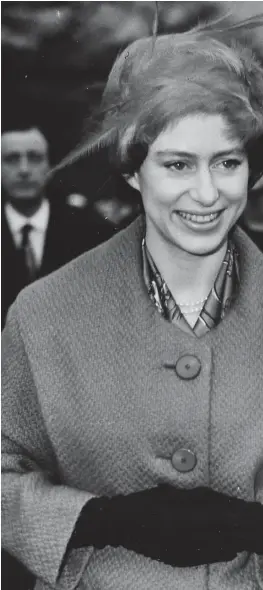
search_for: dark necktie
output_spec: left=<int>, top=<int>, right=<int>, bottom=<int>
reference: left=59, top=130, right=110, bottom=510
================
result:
left=20, top=224, right=37, bottom=281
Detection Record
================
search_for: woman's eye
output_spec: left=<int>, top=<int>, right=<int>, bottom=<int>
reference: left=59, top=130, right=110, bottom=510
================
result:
left=164, top=161, right=188, bottom=171
left=218, top=159, right=242, bottom=170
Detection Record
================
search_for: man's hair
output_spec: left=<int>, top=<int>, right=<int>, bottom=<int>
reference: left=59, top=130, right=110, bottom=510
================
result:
left=58, top=16, right=263, bottom=185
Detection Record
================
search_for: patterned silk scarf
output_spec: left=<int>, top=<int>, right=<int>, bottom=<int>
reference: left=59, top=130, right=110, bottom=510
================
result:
left=142, top=239, right=240, bottom=337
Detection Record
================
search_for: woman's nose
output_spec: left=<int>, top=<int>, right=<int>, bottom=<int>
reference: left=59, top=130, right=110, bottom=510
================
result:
left=190, top=168, right=219, bottom=207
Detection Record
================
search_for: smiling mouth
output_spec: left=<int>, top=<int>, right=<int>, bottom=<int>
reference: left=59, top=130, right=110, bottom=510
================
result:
left=176, top=210, right=223, bottom=224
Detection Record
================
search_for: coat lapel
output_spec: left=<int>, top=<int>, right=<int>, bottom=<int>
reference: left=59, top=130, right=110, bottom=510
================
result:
left=101, top=216, right=263, bottom=358
left=97, top=215, right=205, bottom=372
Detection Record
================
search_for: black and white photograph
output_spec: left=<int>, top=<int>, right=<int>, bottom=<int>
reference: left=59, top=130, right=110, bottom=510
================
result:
left=1, top=2, right=263, bottom=589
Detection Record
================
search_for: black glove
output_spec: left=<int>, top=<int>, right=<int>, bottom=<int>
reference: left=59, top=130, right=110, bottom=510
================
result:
left=69, top=484, right=263, bottom=567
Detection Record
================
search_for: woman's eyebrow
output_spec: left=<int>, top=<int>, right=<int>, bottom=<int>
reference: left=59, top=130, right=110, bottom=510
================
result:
left=155, top=148, right=245, bottom=158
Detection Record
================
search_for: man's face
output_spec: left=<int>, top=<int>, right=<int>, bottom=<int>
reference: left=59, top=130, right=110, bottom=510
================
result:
left=1, top=128, right=50, bottom=204
left=127, top=114, right=249, bottom=257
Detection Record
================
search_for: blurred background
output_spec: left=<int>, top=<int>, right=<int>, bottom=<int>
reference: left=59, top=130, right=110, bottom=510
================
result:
left=2, top=1, right=263, bottom=205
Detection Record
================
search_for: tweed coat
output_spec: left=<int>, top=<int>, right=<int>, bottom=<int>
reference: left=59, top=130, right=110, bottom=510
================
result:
left=2, top=215, right=263, bottom=590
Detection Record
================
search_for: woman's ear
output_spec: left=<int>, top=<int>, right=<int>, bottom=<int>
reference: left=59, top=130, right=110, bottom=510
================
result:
left=123, top=172, right=140, bottom=192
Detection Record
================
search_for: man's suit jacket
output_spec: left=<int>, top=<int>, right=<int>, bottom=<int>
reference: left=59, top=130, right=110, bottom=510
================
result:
left=2, top=217, right=263, bottom=590
left=2, top=200, right=115, bottom=326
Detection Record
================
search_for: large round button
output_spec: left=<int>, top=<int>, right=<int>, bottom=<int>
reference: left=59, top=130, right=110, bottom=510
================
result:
left=175, top=354, right=201, bottom=380
left=171, top=448, right=197, bottom=472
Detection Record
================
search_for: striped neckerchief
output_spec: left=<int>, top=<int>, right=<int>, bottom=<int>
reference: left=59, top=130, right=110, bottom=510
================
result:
left=142, top=239, right=240, bottom=337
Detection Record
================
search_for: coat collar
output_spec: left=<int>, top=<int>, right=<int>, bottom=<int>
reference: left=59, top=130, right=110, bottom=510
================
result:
left=100, top=214, right=263, bottom=356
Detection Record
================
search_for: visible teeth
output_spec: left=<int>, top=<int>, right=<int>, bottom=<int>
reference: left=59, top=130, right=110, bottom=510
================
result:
left=178, top=211, right=219, bottom=223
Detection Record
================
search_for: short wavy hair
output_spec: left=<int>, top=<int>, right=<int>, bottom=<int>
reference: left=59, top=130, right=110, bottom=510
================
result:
left=61, top=17, right=263, bottom=186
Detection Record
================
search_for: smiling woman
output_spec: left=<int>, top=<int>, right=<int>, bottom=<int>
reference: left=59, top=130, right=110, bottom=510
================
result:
left=128, top=114, right=248, bottom=254
left=125, top=113, right=249, bottom=328
left=2, top=15, right=263, bottom=590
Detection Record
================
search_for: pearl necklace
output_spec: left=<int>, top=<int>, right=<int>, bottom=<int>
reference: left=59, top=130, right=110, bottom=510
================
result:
left=183, top=307, right=204, bottom=314
left=177, top=297, right=208, bottom=307
left=177, top=296, right=208, bottom=315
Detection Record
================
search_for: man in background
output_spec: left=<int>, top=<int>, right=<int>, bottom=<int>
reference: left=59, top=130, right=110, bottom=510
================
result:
left=1, top=120, right=116, bottom=590
left=1, top=121, right=113, bottom=326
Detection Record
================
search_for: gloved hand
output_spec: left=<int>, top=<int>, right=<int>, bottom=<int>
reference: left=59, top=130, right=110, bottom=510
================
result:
left=69, top=484, right=263, bottom=567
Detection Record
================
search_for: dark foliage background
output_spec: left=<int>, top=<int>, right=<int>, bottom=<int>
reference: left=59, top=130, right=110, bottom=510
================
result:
left=2, top=2, right=263, bottom=203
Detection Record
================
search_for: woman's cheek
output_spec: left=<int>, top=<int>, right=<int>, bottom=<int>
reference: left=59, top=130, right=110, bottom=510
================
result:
left=219, top=176, right=248, bottom=204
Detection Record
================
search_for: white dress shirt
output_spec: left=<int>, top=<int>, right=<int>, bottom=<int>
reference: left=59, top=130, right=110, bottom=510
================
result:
left=5, top=199, right=50, bottom=268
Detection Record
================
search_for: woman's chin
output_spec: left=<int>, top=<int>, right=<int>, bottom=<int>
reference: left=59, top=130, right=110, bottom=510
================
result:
left=168, top=233, right=228, bottom=257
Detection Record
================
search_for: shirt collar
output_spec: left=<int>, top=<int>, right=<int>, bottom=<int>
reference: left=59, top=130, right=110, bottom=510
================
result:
left=142, top=237, right=240, bottom=337
left=5, top=199, right=50, bottom=234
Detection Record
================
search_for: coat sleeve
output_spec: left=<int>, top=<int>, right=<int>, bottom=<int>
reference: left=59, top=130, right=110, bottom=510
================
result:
left=1, top=301, right=95, bottom=589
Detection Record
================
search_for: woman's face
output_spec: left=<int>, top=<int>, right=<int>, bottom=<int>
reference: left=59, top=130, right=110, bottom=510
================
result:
left=127, top=114, right=249, bottom=256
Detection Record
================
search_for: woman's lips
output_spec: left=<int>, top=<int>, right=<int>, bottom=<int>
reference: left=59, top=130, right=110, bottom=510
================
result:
left=172, top=209, right=225, bottom=231
left=175, top=210, right=223, bottom=225
left=177, top=210, right=222, bottom=223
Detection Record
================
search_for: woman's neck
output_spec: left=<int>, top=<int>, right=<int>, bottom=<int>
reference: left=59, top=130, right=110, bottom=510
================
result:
left=146, top=233, right=227, bottom=305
